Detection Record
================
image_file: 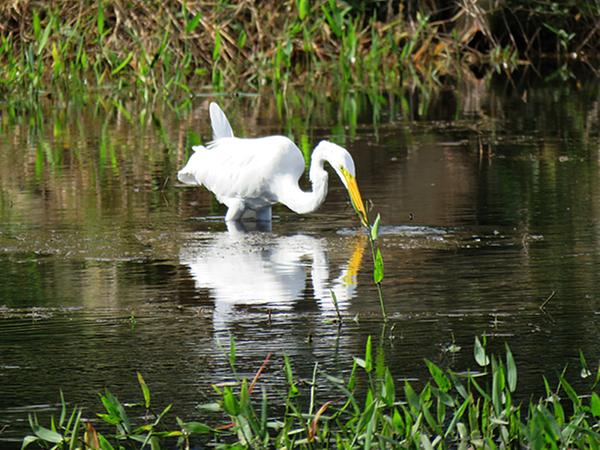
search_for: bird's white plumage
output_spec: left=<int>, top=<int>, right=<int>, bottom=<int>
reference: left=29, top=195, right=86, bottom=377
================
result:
left=209, top=102, right=234, bottom=139
left=177, top=102, right=360, bottom=221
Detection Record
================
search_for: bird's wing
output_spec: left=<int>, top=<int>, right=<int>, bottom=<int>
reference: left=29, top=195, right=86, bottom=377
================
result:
left=202, top=137, right=305, bottom=204
left=209, top=102, right=234, bottom=139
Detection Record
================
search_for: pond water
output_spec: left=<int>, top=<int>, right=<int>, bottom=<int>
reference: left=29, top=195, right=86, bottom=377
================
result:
left=0, top=74, right=599, bottom=445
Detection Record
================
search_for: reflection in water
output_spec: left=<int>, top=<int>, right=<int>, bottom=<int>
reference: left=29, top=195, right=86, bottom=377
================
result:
left=0, top=78, right=599, bottom=446
left=179, top=226, right=365, bottom=329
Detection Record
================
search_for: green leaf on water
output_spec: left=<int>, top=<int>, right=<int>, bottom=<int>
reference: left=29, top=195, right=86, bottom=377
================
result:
left=579, top=350, right=591, bottom=378
left=374, top=248, right=384, bottom=284
left=197, top=402, right=221, bottom=412
left=137, top=372, right=151, bottom=409
left=404, top=381, right=420, bottom=413
left=505, top=343, right=517, bottom=392
left=474, top=336, right=489, bottom=367
left=591, top=392, right=600, bottom=417
left=425, top=360, right=451, bottom=393
left=229, top=333, right=236, bottom=371
left=32, top=424, right=63, bottom=444
left=21, top=435, right=39, bottom=449
left=222, top=387, right=239, bottom=416
left=179, top=420, right=212, bottom=434
left=364, top=335, right=373, bottom=373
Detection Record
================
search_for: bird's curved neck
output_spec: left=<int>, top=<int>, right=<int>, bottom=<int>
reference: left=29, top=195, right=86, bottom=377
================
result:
left=280, top=151, right=329, bottom=214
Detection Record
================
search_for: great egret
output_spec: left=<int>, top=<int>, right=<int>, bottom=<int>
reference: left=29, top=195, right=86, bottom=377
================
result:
left=177, top=102, right=367, bottom=222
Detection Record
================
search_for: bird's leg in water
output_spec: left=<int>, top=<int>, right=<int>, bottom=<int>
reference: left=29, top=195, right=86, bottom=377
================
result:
left=255, top=206, right=272, bottom=222
left=225, top=198, right=247, bottom=221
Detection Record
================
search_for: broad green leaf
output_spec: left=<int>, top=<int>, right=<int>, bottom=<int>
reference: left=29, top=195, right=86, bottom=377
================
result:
left=374, top=248, right=384, bottom=284
left=392, top=408, right=404, bottom=431
left=354, top=357, right=366, bottom=369
left=591, top=392, right=600, bottom=417
left=98, top=390, right=130, bottom=432
left=98, top=433, right=115, bottom=450
left=492, top=360, right=505, bottom=414
left=559, top=375, right=581, bottom=408
left=137, top=372, right=151, bottom=409
left=404, top=381, right=420, bottom=413
left=32, top=425, right=62, bottom=444
left=474, top=337, right=489, bottom=367
left=297, top=0, right=309, bottom=20
left=505, top=344, right=517, bottom=392
left=222, top=387, right=239, bottom=416
left=97, top=0, right=105, bottom=37
left=425, top=360, right=451, bottom=392
left=212, top=31, right=221, bottom=61
left=21, top=435, right=39, bottom=449
left=197, top=402, right=221, bottom=412
left=33, top=11, right=41, bottom=40
left=382, top=368, right=395, bottom=406
left=364, top=335, right=373, bottom=373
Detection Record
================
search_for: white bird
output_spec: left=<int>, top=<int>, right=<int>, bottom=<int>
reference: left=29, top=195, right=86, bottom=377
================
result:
left=177, top=102, right=367, bottom=222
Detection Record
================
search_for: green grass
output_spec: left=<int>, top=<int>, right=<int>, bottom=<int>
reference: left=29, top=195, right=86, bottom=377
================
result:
left=23, top=336, right=600, bottom=449
left=1, top=1, right=598, bottom=106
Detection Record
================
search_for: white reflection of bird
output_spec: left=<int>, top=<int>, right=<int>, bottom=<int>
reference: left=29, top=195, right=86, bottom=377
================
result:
left=178, top=102, right=364, bottom=222
left=179, top=232, right=365, bottom=329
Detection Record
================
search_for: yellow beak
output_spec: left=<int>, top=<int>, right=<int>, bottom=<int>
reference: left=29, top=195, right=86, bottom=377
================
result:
left=340, top=167, right=368, bottom=227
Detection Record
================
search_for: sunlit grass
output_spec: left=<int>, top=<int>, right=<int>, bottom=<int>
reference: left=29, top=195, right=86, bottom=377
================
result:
left=4, top=0, right=595, bottom=107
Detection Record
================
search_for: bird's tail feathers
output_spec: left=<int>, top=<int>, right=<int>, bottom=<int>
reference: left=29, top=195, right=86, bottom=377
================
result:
left=209, top=102, right=234, bottom=139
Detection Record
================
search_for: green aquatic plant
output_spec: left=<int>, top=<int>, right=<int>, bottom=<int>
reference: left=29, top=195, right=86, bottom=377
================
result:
left=2, top=0, right=597, bottom=106
left=22, top=373, right=211, bottom=450
left=341, top=166, right=387, bottom=321
left=23, top=337, right=600, bottom=448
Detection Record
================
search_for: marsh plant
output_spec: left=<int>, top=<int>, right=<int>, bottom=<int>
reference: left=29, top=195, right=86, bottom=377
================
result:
left=23, top=336, right=600, bottom=449
left=1, top=1, right=598, bottom=105
left=341, top=166, right=386, bottom=321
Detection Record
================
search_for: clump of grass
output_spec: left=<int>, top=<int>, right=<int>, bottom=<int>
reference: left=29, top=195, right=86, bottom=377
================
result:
left=24, top=336, right=600, bottom=449
left=1, top=1, right=598, bottom=105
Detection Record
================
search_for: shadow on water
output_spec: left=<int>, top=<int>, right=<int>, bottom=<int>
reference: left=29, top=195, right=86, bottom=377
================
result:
left=0, top=73, right=599, bottom=444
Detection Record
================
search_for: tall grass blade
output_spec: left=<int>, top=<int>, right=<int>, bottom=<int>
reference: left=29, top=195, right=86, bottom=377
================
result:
left=185, top=12, right=203, bottom=33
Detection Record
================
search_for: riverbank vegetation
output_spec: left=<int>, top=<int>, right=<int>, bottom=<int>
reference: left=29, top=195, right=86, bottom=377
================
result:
left=23, top=337, right=600, bottom=449
left=1, top=0, right=598, bottom=104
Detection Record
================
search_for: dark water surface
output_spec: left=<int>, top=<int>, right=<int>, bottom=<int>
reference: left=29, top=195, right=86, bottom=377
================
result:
left=1, top=77, right=599, bottom=444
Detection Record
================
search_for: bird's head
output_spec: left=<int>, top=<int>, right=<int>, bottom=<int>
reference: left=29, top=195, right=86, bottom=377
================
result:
left=314, top=141, right=368, bottom=226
